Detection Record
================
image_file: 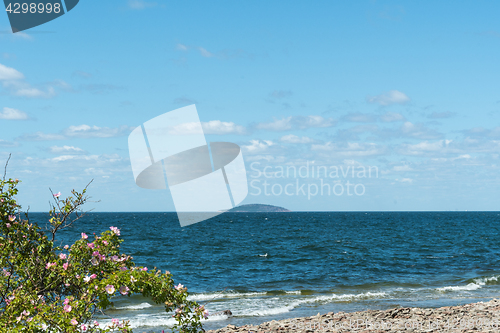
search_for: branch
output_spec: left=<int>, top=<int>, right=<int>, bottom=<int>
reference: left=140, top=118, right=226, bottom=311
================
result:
left=48, top=180, right=95, bottom=242
left=3, top=153, right=11, bottom=181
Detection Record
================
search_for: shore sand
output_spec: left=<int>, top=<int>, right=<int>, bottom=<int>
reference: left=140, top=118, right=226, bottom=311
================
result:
left=207, top=299, right=500, bottom=332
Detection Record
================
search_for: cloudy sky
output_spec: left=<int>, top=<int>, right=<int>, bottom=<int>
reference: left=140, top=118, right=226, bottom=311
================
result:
left=1, top=1, right=500, bottom=212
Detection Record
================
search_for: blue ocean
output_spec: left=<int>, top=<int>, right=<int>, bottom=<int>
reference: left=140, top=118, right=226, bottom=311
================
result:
left=30, top=212, right=500, bottom=332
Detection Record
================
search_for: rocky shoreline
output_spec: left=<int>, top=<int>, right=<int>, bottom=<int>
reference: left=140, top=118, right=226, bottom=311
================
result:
left=207, top=299, right=500, bottom=332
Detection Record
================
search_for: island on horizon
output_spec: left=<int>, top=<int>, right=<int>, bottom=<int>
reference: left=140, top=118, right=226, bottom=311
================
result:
left=224, top=204, right=291, bottom=213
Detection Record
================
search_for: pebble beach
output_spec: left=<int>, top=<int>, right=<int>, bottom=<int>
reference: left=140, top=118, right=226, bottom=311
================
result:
left=207, top=299, right=500, bottom=333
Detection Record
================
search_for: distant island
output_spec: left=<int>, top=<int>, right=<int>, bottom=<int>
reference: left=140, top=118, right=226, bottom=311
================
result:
left=226, top=204, right=291, bottom=212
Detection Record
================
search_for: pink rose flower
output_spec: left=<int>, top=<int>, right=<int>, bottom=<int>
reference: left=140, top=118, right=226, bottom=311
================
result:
left=105, top=285, right=115, bottom=294
left=109, top=226, right=120, bottom=236
left=119, top=286, right=130, bottom=295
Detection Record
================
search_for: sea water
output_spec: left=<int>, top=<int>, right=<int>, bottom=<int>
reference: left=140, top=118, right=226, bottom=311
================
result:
left=28, top=212, right=500, bottom=332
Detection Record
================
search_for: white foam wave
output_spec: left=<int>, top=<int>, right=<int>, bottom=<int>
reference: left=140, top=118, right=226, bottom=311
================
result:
left=98, top=315, right=177, bottom=330
left=437, top=275, right=500, bottom=292
left=472, top=275, right=500, bottom=285
left=302, top=291, right=387, bottom=304
left=98, top=313, right=227, bottom=329
left=115, top=302, right=152, bottom=310
left=188, top=291, right=266, bottom=301
left=235, top=292, right=387, bottom=317
left=437, top=283, right=482, bottom=292
left=245, top=305, right=295, bottom=316
left=97, top=290, right=391, bottom=329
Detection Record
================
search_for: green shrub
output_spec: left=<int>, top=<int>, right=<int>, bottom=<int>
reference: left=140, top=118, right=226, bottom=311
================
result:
left=0, top=174, right=205, bottom=332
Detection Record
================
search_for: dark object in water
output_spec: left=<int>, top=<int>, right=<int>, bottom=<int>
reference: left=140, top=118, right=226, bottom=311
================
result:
left=212, top=309, right=233, bottom=317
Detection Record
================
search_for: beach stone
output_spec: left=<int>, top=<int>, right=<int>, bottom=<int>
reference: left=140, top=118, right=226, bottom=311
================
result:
left=206, top=299, right=500, bottom=333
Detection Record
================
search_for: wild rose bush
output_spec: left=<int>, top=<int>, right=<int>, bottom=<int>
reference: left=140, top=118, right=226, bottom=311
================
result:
left=0, top=176, right=206, bottom=332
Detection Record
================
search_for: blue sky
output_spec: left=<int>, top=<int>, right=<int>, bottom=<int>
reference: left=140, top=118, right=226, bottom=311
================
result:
left=1, top=0, right=500, bottom=212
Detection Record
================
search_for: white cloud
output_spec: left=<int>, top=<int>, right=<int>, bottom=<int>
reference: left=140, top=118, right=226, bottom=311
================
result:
left=48, top=145, right=86, bottom=154
left=0, top=63, right=24, bottom=80
left=63, top=125, right=131, bottom=138
left=398, top=138, right=500, bottom=159
left=0, top=63, right=63, bottom=98
left=393, top=165, right=413, bottom=171
left=311, top=142, right=385, bottom=157
left=427, top=111, right=456, bottom=119
left=16, top=87, right=53, bottom=98
left=166, top=120, right=246, bottom=135
left=44, top=154, right=123, bottom=166
left=302, top=115, right=335, bottom=128
left=453, top=154, right=472, bottom=160
left=256, top=115, right=335, bottom=131
left=12, top=32, right=32, bottom=40
left=398, top=140, right=454, bottom=156
left=17, top=125, right=132, bottom=141
left=341, top=113, right=377, bottom=123
left=397, top=178, right=414, bottom=184
left=13, top=154, right=126, bottom=183
left=242, top=140, right=274, bottom=154
left=381, top=112, right=405, bottom=122
left=339, top=112, right=405, bottom=123
left=202, top=120, right=246, bottom=135
left=174, top=43, right=251, bottom=61
left=367, top=90, right=410, bottom=106
left=332, top=121, right=441, bottom=141
left=399, top=121, right=442, bottom=140
left=175, top=43, right=215, bottom=58
left=0, top=139, right=19, bottom=147
left=257, top=117, right=293, bottom=131
left=280, top=134, right=314, bottom=144
left=0, top=107, right=28, bottom=120
left=165, top=122, right=203, bottom=135
left=6, top=83, right=56, bottom=98
left=464, top=126, right=500, bottom=139
left=128, top=0, right=157, bottom=9
left=198, top=47, right=214, bottom=57
left=18, top=132, right=64, bottom=141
